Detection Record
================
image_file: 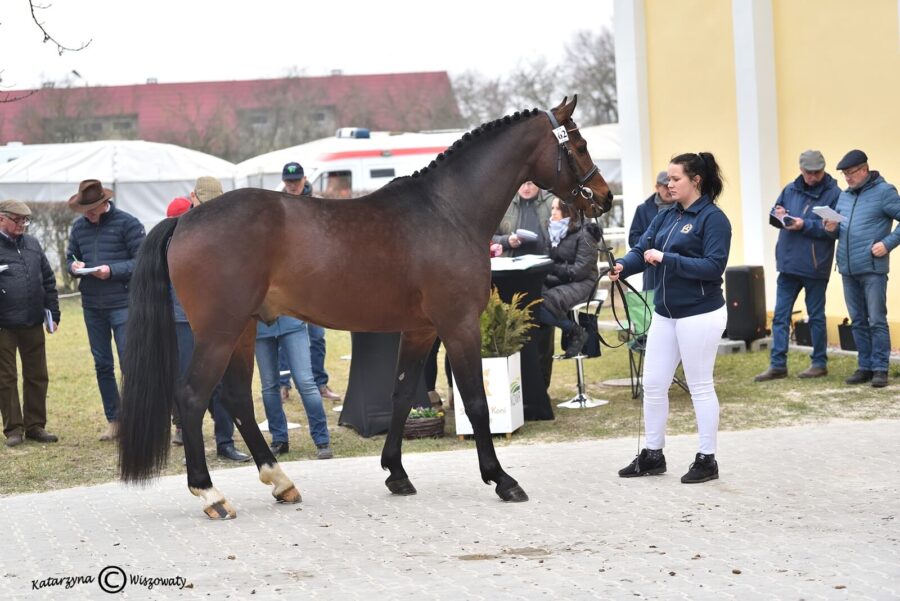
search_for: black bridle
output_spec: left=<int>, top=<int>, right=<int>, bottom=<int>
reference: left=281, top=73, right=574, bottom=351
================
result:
left=541, top=109, right=609, bottom=216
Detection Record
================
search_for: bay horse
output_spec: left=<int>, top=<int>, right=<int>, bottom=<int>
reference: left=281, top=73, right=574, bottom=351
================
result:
left=118, top=97, right=612, bottom=519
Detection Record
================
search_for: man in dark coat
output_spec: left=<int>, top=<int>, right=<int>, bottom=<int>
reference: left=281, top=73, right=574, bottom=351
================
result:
left=66, top=180, right=145, bottom=441
left=0, top=200, right=60, bottom=447
left=629, top=171, right=675, bottom=290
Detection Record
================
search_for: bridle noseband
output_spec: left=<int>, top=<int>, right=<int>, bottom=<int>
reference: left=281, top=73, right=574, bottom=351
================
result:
left=541, top=109, right=607, bottom=214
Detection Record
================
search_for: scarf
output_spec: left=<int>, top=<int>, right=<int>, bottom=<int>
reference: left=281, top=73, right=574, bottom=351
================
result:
left=548, top=218, right=570, bottom=248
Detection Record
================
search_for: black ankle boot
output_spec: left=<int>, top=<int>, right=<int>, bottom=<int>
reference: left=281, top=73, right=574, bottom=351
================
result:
left=564, top=325, right=589, bottom=359
left=618, top=448, right=667, bottom=478
left=681, top=452, right=719, bottom=483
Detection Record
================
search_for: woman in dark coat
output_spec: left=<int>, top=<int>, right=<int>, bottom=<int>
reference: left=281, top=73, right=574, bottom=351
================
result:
left=538, top=198, right=600, bottom=358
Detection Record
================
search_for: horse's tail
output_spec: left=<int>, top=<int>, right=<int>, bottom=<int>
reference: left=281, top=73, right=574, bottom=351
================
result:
left=118, top=217, right=179, bottom=484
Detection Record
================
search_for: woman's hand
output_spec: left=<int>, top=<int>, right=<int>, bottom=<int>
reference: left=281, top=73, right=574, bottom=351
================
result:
left=607, top=263, right=624, bottom=281
left=643, top=249, right=664, bottom=265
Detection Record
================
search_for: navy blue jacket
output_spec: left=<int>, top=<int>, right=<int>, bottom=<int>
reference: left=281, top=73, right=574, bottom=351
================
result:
left=65, top=203, right=145, bottom=309
left=0, top=233, right=60, bottom=328
left=771, top=173, right=840, bottom=280
left=618, top=196, right=731, bottom=319
left=629, top=194, right=675, bottom=247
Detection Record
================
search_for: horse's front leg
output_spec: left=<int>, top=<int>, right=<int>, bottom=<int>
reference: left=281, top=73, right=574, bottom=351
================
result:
left=442, top=318, right=528, bottom=502
left=381, top=328, right=437, bottom=496
left=221, top=326, right=300, bottom=505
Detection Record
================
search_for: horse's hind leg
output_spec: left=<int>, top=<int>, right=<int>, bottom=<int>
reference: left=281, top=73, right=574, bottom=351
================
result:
left=381, top=328, right=437, bottom=496
left=179, top=336, right=240, bottom=519
left=441, top=318, right=528, bottom=502
left=217, top=322, right=300, bottom=504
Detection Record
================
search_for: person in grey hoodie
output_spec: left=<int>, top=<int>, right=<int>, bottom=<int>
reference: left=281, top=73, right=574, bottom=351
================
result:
left=823, top=149, right=900, bottom=389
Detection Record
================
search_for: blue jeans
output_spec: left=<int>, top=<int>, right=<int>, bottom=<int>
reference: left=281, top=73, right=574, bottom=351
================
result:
left=770, top=274, right=828, bottom=369
left=82, top=306, right=129, bottom=422
left=256, top=323, right=329, bottom=446
left=278, top=342, right=291, bottom=389
left=537, top=304, right=575, bottom=332
left=174, top=322, right=234, bottom=449
left=308, top=323, right=328, bottom=388
left=841, top=273, right=891, bottom=371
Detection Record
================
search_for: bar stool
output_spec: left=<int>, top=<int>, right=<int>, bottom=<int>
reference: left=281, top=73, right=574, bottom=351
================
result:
left=555, top=295, right=609, bottom=410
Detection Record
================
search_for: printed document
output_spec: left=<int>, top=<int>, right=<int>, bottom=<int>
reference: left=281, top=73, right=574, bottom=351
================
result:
left=812, top=206, right=847, bottom=222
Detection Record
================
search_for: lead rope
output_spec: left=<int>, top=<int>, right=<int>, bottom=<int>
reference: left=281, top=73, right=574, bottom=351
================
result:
left=588, top=213, right=650, bottom=464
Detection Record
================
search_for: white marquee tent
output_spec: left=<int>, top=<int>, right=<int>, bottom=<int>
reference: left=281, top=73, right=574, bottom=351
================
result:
left=0, top=140, right=237, bottom=229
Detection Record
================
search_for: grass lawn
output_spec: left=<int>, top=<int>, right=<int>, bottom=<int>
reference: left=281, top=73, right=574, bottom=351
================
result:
left=1, top=296, right=897, bottom=496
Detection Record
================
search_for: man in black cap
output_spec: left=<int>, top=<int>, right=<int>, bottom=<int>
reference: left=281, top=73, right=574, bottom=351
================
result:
left=282, top=162, right=311, bottom=196
left=280, top=162, right=341, bottom=403
left=754, top=150, right=840, bottom=382
left=823, top=150, right=900, bottom=388
left=0, top=200, right=60, bottom=447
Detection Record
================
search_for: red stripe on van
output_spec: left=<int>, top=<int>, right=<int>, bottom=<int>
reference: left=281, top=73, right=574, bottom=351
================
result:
left=316, top=146, right=450, bottom=161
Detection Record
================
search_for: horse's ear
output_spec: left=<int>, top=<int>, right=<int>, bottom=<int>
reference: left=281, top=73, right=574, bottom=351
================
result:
left=551, top=97, right=568, bottom=111
left=556, top=95, right=577, bottom=122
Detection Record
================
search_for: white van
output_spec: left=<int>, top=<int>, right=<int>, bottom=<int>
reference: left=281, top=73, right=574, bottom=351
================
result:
left=235, top=129, right=465, bottom=196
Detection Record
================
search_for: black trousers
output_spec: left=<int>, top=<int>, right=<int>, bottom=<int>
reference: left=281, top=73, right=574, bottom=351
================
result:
left=0, top=324, right=49, bottom=437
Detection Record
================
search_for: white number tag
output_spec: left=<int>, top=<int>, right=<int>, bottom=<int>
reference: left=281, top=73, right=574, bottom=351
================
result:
left=552, top=125, right=569, bottom=144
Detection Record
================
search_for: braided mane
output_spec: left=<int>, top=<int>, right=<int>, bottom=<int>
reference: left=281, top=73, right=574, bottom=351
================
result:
left=409, top=108, right=544, bottom=179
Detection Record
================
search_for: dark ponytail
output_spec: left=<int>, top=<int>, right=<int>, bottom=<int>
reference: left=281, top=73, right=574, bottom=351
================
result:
left=671, top=151, right=725, bottom=202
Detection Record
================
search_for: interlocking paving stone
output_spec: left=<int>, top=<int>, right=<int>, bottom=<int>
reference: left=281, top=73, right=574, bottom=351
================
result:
left=1, top=419, right=898, bottom=599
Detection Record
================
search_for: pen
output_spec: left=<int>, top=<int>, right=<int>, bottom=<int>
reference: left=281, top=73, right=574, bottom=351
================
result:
left=71, top=254, right=79, bottom=263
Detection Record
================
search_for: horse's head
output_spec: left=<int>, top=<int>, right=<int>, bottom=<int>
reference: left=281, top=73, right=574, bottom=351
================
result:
left=532, top=96, right=613, bottom=218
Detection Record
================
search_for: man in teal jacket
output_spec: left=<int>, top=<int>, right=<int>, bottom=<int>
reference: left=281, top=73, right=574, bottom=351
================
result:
left=824, top=149, right=900, bottom=388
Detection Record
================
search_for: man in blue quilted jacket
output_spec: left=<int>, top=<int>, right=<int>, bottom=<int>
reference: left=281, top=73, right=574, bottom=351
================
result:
left=66, top=180, right=146, bottom=439
left=824, top=150, right=900, bottom=388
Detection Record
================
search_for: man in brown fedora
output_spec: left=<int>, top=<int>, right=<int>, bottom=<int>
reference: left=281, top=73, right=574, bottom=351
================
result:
left=0, top=199, right=60, bottom=447
left=66, top=179, right=145, bottom=440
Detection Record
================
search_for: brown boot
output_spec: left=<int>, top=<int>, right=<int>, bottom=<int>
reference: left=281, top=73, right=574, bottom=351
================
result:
left=753, top=367, right=787, bottom=382
left=797, top=366, right=828, bottom=378
left=427, top=390, right=443, bottom=409
left=99, top=421, right=119, bottom=441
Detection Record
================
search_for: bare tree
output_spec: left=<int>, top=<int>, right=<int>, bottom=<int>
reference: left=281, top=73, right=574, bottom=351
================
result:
left=561, top=29, right=617, bottom=124
left=451, top=70, right=510, bottom=128
left=451, top=28, right=617, bottom=127
left=15, top=79, right=112, bottom=142
left=1, top=0, right=91, bottom=103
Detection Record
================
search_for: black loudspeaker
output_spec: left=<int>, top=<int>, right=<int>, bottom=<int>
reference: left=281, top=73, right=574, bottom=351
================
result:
left=793, top=320, right=812, bottom=346
left=725, top=266, right=767, bottom=343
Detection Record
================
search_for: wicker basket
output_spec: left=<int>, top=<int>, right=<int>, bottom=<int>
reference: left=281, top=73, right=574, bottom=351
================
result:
left=403, top=416, right=445, bottom=439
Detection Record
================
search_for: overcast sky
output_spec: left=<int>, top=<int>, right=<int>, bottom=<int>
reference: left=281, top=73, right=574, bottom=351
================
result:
left=1, top=0, right=614, bottom=90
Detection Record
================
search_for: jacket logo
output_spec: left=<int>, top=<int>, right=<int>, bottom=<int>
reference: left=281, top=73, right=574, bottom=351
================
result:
left=680, top=224, right=693, bottom=234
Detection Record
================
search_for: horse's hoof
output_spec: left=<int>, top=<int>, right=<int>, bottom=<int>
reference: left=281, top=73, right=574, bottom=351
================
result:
left=386, top=477, right=417, bottom=496
left=497, top=484, right=529, bottom=503
left=275, top=486, right=302, bottom=504
left=203, top=501, right=237, bottom=520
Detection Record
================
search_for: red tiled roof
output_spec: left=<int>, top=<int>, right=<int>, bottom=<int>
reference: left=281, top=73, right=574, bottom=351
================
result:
left=0, top=72, right=460, bottom=147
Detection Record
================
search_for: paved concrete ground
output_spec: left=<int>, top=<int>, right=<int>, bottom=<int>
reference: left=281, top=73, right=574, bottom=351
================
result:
left=1, top=419, right=898, bottom=600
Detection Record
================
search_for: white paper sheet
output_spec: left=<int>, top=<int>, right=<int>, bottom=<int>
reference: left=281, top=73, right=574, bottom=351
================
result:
left=812, top=206, right=847, bottom=222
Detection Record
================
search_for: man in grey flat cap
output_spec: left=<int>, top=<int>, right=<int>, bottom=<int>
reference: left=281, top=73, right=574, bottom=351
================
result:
left=823, top=149, right=900, bottom=388
left=755, top=150, right=840, bottom=382
left=0, top=199, right=60, bottom=447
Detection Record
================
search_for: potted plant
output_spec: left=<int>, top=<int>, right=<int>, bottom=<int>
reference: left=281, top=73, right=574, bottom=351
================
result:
left=454, top=288, right=539, bottom=438
left=403, top=406, right=446, bottom=439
